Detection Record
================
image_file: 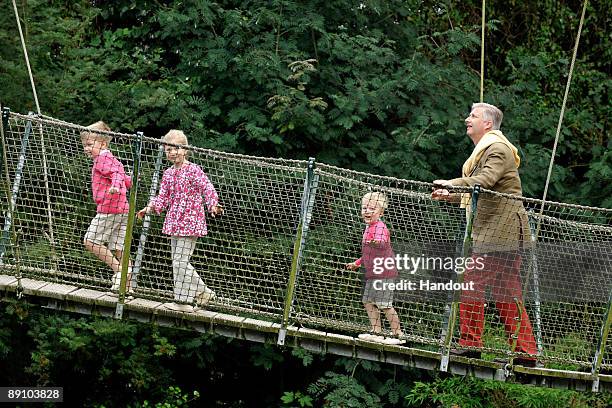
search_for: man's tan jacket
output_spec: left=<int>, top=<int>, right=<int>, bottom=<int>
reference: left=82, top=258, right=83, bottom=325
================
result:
left=449, top=142, right=531, bottom=253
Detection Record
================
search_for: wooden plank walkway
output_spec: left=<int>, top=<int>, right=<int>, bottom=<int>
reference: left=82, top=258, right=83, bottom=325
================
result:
left=1, top=274, right=610, bottom=392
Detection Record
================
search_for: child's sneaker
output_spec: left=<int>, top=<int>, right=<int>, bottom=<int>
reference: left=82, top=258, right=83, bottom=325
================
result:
left=110, top=272, right=122, bottom=291
left=357, top=331, right=383, bottom=341
left=110, top=268, right=134, bottom=293
left=382, top=337, right=406, bottom=345
left=127, top=267, right=134, bottom=294
left=382, top=331, right=407, bottom=345
left=196, top=287, right=216, bottom=306
left=162, top=302, right=195, bottom=313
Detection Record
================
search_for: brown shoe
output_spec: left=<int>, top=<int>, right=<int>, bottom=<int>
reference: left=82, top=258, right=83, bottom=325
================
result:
left=513, top=357, right=537, bottom=367
left=493, top=357, right=537, bottom=367
left=450, top=349, right=482, bottom=359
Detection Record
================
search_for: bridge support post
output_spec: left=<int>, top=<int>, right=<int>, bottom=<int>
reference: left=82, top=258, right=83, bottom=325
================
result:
left=277, top=158, right=317, bottom=345
left=440, top=184, right=480, bottom=372
left=591, top=289, right=612, bottom=392
left=131, top=144, right=164, bottom=291
left=114, top=132, right=143, bottom=319
left=0, top=110, right=31, bottom=266
left=526, top=213, right=544, bottom=357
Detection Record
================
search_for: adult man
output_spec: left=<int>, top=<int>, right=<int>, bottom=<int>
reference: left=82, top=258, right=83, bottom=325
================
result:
left=431, top=102, right=537, bottom=366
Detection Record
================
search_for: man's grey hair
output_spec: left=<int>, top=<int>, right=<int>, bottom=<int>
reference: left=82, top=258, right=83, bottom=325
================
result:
left=472, top=102, right=503, bottom=130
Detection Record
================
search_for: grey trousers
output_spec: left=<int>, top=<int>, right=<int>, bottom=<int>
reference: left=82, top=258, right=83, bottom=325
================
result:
left=170, top=237, right=212, bottom=302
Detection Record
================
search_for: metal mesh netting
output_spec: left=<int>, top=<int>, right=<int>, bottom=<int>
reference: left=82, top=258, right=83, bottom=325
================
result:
left=1, top=112, right=306, bottom=318
left=294, top=164, right=466, bottom=346
left=521, top=199, right=612, bottom=369
left=1, top=111, right=611, bottom=370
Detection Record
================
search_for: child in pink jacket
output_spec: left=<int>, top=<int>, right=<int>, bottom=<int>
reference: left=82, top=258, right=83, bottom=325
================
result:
left=81, top=121, right=132, bottom=291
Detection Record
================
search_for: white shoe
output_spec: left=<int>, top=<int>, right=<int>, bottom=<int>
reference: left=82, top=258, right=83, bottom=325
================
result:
left=195, top=288, right=216, bottom=306
left=382, top=337, right=406, bottom=345
left=110, top=268, right=134, bottom=292
left=358, top=332, right=384, bottom=341
left=162, top=302, right=195, bottom=313
left=110, top=272, right=122, bottom=291
left=127, top=267, right=135, bottom=294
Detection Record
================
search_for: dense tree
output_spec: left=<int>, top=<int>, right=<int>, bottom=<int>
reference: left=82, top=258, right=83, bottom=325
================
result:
left=0, top=0, right=609, bottom=207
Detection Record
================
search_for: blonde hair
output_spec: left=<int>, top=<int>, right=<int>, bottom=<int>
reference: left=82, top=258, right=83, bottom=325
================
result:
left=162, top=129, right=191, bottom=157
left=471, top=102, right=503, bottom=130
left=81, top=121, right=112, bottom=143
left=163, top=129, right=188, bottom=145
left=362, top=192, right=388, bottom=210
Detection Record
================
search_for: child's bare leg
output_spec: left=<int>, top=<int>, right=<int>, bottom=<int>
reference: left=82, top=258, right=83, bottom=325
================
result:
left=113, top=250, right=134, bottom=268
left=364, top=302, right=382, bottom=333
left=84, top=240, right=121, bottom=274
left=383, top=307, right=403, bottom=336
left=112, top=249, right=134, bottom=290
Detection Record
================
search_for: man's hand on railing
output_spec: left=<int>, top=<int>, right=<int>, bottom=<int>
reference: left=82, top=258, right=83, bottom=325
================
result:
left=431, top=180, right=454, bottom=202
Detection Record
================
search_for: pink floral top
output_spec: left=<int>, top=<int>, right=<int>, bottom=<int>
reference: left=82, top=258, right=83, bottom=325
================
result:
left=150, top=162, right=219, bottom=237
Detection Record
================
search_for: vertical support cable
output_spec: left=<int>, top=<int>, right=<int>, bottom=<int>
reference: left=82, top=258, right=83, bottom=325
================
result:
left=480, top=0, right=486, bottom=102
left=277, top=158, right=317, bottom=345
left=0, top=108, right=15, bottom=263
left=440, top=184, right=480, bottom=372
left=131, top=144, right=164, bottom=291
left=11, top=0, right=41, bottom=115
left=507, top=297, right=525, bottom=368
left=12, top=1, right=55, bottom=264
left=0, top=111, right=31, bottom=265
left=535, top=0, right=588, bottom=241
left=114, top=132, right=142, bottom=319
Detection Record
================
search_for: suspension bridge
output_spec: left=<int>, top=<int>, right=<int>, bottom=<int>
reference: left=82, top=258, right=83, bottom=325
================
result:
left=1, top=110, right=611, bottom=392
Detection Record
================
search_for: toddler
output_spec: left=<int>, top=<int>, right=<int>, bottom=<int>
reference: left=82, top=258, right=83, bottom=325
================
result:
left=346, top=192, right=404, bottom=344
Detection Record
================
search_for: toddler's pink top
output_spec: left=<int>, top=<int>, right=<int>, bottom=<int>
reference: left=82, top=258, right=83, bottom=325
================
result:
left=354, top=220, right=398, bottom=279
left=150, top=162, right=219, bottom=237
left=91, top=150, right=132, bottom=214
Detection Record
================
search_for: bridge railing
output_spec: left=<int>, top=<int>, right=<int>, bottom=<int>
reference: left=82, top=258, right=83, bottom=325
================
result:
left=1, top=110, right=611, bottom=373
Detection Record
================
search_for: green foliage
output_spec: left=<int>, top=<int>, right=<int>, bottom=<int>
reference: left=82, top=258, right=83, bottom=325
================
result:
left=1, top=304, right=611, bottom=406
left=0, top=0, right=608, bottom=207
left=137, top=386, right=200, bottom=408
left=291, top=346, right=314, bottom=367
left=1, top=0, right=611, bottom=405
left=307, top=372, right=382, bottom=408
left=250, top=343, right=285, bottom=370
left=405, top=376, right=612, bottom=408
left=281, top=391, right=314, bottom=408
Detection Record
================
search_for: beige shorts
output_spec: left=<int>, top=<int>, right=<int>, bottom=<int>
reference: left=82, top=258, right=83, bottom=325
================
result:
left=362, top=278, right=395, bottom=309
left=84, top=213, right=128, bottom=251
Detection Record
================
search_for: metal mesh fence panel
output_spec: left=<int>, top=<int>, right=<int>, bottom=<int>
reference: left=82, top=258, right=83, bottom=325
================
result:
left=0, top=113, right=308, bottom=320
left=131, top=137, right=307, bottom=316
left=1, top=111, right=611, bottom=369
left=442, top=190, right=612, bottom=368
left=521, top=198, right=612, bottom=368
left=293, top=163, right=468, bottom=346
